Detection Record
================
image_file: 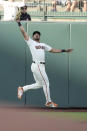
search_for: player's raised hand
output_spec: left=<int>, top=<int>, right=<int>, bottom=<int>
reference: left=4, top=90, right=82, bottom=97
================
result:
left=66, top=49, right=73, bottom=53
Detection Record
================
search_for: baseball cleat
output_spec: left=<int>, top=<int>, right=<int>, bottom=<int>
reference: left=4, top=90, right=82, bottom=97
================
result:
left=17, top=87, right=23, bottom=99
left=45, top=102, right=58, bottom=108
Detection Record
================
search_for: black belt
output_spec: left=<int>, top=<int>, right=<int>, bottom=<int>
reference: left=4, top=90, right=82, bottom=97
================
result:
left=33, top=61, right=45, bottom=64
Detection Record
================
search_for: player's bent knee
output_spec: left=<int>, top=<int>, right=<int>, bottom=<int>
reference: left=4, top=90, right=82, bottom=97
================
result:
left=42, top=82, right=49, bottom=87
left=36, top=82, right=42, bottom=87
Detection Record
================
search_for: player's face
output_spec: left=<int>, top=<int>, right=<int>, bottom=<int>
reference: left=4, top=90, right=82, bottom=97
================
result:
left=33, top=33, right=40, bottom=41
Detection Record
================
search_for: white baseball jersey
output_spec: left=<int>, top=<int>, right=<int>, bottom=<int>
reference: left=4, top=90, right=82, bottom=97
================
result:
left=23, top=37, right=52, bottom=103
left=0, top=0, right=25, bottom=21
left=26, top=38, right=52, bottom=62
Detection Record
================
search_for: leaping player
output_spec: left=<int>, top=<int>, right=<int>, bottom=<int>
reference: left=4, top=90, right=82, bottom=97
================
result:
left=17, top=21, right=73, bottom=108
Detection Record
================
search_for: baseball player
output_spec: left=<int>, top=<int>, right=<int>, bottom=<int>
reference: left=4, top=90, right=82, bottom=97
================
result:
left=0, top=0, right=25, bottom=21
left=17, top=21, right=73, bottom=108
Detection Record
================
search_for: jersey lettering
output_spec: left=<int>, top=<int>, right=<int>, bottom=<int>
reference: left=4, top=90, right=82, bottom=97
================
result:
left=35, top=46, right=45, bottom=50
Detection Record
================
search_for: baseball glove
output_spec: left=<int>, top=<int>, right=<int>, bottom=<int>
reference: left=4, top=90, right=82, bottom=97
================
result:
left=15, top=10, right=21, bottom=21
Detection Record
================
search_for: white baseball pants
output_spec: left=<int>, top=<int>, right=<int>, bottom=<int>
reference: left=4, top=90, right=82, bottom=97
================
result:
left=23, top=63, right=51, bottom=103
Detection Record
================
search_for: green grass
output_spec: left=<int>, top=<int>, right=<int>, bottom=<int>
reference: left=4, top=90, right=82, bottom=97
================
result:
left=55, top=112, right=87, bottom=121
left=39, top=112, right=87, bottom=121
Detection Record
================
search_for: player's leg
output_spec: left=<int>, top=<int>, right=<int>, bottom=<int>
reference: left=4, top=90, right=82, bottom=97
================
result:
left=37, top=64, right=58, bottom=107
left=36, top=64, right=51, bottom=102
left=17, top=82, right=42, bottom=99
left=23, top=83, right=42, bottom=92
left=17, top=63, right=42, bottom=99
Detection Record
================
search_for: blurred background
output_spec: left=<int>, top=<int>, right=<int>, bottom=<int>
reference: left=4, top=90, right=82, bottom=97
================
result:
left=0, top=0, right=87, bottom=21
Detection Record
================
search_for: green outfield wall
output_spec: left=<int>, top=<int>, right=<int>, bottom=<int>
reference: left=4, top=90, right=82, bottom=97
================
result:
left=0, top=22, right=87, bottom=107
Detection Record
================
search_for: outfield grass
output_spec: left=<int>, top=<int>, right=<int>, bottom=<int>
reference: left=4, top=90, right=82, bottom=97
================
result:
left=39, top=112, right=87, bottom=121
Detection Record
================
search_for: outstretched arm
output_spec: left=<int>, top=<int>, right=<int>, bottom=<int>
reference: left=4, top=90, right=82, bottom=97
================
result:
left=50, top=48, right=73, bottom=53
left=17, top=21, right=29, bottom=41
